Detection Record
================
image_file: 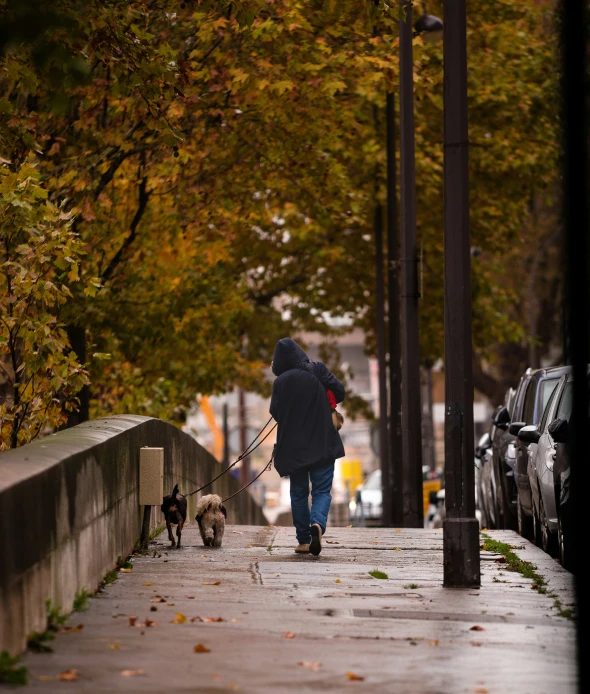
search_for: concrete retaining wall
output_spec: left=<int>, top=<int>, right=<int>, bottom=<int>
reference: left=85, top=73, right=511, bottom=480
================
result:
left=0, top=416, right=266, bottom=654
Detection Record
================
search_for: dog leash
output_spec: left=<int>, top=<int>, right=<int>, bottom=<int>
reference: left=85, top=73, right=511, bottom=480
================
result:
left=221, top=455, right=274, bottom=504
left=186, top=417, right=276, bottom=497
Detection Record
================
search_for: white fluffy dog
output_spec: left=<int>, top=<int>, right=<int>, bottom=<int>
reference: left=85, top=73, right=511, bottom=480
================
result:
left=195, top=494, right=227, bottom=547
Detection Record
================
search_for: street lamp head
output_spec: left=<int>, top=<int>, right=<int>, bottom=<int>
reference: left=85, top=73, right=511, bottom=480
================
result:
left=414, top=5, right=443, bottom=43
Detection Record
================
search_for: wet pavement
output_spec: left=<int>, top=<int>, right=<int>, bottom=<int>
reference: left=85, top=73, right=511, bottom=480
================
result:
left=15, top=526, right=576, bottom=693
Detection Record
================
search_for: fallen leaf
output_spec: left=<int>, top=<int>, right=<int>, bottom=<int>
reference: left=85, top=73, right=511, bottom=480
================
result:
left=59, top=624, right=84, bottom=633
left=194, top=643, right=211, bottom=653
left=203, top=581, right=221, bottom=586
left=120, top=568, right=132, bottom=573
left=187, top=596, right=196, bottom=599
left=232, top=531, right=244, bottom=534
left=200, top=554, right=208, bottom=558
left=470, top=625, right=485, bottom=631
left=394, top=547, right=403, bottom=551
left=166, top=603, right=175, bottom=606
left=428, top=639, right=439, bottom=647
left=231, top=618, right=239, bottom=623
left=38, top=675, right=54, bottom=681
left=472, top=642, right=482, bottom=647
left=143, top=583, right=152, bottom=586
left=107, top=643, right=120, bottom=650
left=247, top=544, right=253, bottom=548
left=57, top=669, right=79, bottom=682
left=172, top=613, right=187, bottom=624
left=150, top=606, right=157, bottom=612
left=395, top=528, right=401, bottom=532
left=112, top=613, right=127, bottom=618
left=195, top=616, right=225, bottom=623
left=228, top=686, right=240, bottom=692
left=345, top=525, right=352, bottom=528
left=326, top=540, right=340, bottom=544
left=213, top=674, right=222, bottom=681
left=129, top=617, right=138, bottom=627
left=345, top=672, right=365, bottom=681
left=473, top=689, right=489, bottom=694
left=121, top=669, right=146, bottom=677
left=372, top=541, right=379, bottom=544
left=282, top=632, right=296, bottom=639
left=298, top=661, right=322, bottom=672
left=150, top=596, right=166, bottom=603
left=334, top=579, right=341, bottom=583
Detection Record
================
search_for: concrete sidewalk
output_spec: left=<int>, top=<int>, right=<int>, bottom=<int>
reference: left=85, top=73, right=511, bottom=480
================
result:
left=16, top=526, right=576, bottom=693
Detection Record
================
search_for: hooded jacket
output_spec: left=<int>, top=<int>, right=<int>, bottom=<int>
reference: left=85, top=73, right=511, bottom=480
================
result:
left=269, top=338, right=345, bottom=477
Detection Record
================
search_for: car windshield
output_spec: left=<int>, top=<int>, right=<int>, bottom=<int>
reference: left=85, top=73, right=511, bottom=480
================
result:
left=539, top=378, right=559, bottom=421
left=556, top=383, right=574, bottom=421
left=363, top=470, right=381, bottom=490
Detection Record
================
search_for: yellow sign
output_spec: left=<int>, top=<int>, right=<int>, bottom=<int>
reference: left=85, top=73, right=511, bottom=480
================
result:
left=338, top=459, right=363, bottom=498
left=423, top=480, right=441, bottom=516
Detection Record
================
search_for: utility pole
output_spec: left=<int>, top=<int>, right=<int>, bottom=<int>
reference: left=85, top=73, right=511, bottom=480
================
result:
left=238, top=388, right=248, bottom=485
left=386, top=90, right=403, bottom=526
left=222, top=400, right=230, bottom=470
left=374, top=202, right=392, bottom=526
left=442, top=0, right=480, bottom=586
left=399, top=0, right=424, bottom=527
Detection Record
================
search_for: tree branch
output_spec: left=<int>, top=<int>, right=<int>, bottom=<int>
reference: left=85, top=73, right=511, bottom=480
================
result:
left=100, top=176, right=150, bottom=284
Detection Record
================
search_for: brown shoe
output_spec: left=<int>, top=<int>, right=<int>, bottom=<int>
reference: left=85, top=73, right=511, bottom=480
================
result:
left=295, top=544, right=310, bottom=554
left=310, top=524, right=323, bottom=556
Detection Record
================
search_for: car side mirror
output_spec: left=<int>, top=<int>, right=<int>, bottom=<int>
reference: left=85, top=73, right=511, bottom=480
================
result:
left=509, top=421, right=525, bottom=436
left=548, top=417, right=569, bottom=444
left=517, top=425, right=540, bottom=444
left=492, top=406, right=511, bottom=430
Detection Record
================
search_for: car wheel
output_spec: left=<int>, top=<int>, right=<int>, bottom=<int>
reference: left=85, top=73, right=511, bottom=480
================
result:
left=532, top=501, right=542, bottom=548
left=558, top=514, right=573, bottom=572
left=517, top=494, right=534, bottom=541
left=539, top=493, right=558, bottom=557
left=500, top=477, right=518, bottom=531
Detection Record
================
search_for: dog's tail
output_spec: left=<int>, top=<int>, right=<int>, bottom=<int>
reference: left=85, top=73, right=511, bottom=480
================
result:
left=171, top=483, right=179, bottom=498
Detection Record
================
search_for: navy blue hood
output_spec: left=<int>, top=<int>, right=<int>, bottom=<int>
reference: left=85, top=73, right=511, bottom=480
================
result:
left=271, top=338, right=309, bottom=376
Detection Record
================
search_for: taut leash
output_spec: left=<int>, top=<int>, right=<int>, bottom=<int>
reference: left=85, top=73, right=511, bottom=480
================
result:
left=186, top=417, right=276, bottom=497
left=221, top=455, right=274, bottom=504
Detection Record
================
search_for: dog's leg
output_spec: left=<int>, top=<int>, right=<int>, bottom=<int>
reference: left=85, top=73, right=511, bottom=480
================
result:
left=166, top=519, right=176, bottom=547
left=176, top=517, right=184, bottom=548
left=213, top=519, right=225, bottom=547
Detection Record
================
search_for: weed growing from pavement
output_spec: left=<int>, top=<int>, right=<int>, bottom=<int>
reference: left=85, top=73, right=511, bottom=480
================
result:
left=404, top=583, right=419, bottom=589
left=267, top=545, right=273, bottom=553
left=102, top=570, right=118, bottom=586
left=0, top=651, right=27, bottom=685
left=369, top=569, right=388, bottom=580
left=116, top=555, right=133, bottom=570
left=27, top=630, right=55, bottom=653
left=73, top=589, right=90, bottom=612
left=480, top=533, right=574, bottom=620
left=46, top=600, right=68, bottom=631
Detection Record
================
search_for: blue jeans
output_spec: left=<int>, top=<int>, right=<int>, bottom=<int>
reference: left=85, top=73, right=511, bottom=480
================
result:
left=290, top=460, right=335, bottom=545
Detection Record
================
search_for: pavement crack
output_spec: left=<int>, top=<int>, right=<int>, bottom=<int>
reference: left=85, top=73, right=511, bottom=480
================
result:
left=249, top=561, right=263, bottom=585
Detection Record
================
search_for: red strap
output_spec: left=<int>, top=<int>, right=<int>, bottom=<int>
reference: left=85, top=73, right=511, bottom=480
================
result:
left=326, top=389, right=337, bottom=410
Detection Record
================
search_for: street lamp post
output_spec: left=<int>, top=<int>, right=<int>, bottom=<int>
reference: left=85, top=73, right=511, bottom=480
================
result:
left=442, top=0, right=481, bottom=586
left=399, top=0, right=424, bottom=527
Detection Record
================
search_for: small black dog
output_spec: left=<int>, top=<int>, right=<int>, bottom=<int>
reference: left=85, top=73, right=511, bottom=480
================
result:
left=160, top=484, right=187, bottom=548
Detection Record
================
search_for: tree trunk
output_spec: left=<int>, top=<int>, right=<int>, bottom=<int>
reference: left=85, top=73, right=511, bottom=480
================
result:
left=65, top=324, right=89, bottom=427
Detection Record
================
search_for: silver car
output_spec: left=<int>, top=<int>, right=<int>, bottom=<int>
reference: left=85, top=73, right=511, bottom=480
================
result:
left=518, top=374, right=573, bottom=556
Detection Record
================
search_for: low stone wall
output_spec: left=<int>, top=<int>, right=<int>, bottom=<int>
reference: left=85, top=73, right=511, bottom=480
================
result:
left=0, top=416, right=266, bottom=654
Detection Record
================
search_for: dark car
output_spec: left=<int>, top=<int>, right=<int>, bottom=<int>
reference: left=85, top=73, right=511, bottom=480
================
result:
left=548, top=368, right=589, bottom=569
left=475, top=429, right=494, bottom=528
left=489, top=388, right=517, bottom=529
left=509, top=365, right=571, bottom=540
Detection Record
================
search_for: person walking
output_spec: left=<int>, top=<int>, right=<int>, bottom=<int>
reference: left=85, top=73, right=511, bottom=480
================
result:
left=269, top=338, right=345, bottom=556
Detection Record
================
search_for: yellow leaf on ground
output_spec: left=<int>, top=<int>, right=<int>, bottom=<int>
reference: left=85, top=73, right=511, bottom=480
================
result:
left=57, top=669, right=79, bottom=681
left=120, top=568, right=132, bottom=573
left=194, top=643, right=211, bottom=653
left=282, top=632, right=296, bottom=639
left=172, top=613, right=187, bottom=624
left=121, top=669, right=146, bottom=677
left=428, top=639, right=439, bottom=646
left=334, top=579, right=341, bottom=583
left=345, top=672, right=365, bottom=681
left=203, top=581, right=221, bottom=586
left=107, top=643, right=120, bottom=650
left=143, top=583, right=152, bottom=586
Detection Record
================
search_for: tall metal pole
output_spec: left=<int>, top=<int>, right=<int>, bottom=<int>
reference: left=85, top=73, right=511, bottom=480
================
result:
left=399, top=1, right=424, bottom=527
left=222, top=400, right=230, bottom=470
left=561, top=0, right=589, bottom=684
left=239, top=388, right=248, bottom=485
left=442, top=0, right=480, bottom=586
left=386, top=91, right=403, bottom=526
left=374, top=202, right=392, bottom=526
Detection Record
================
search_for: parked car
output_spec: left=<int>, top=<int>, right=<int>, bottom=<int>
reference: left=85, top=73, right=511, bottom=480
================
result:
left=349, top=468, right=382, bottom=524
left=509, top=365, right=570, bottom=540
left=490, top=388, right=518, bottom=530
left=475, top=428, right=495, bottom=528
